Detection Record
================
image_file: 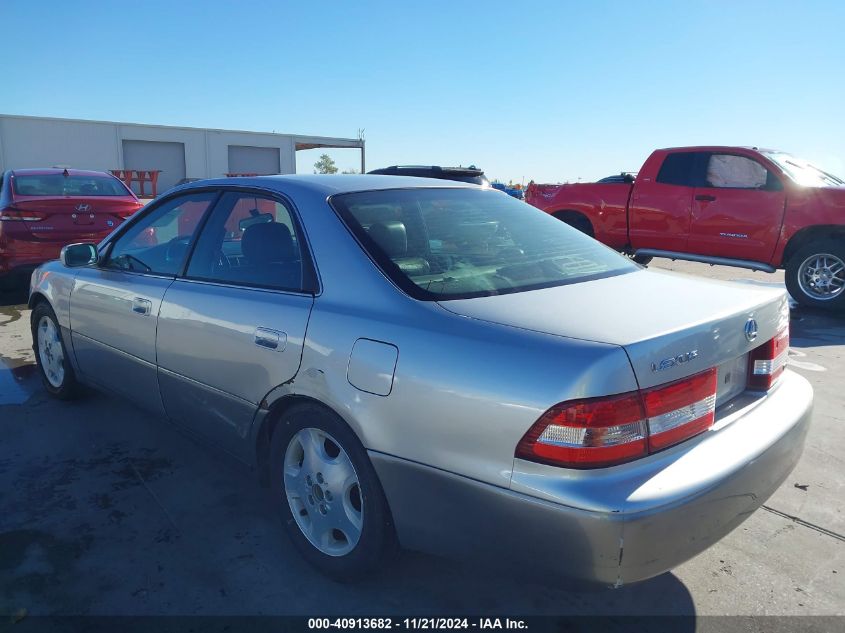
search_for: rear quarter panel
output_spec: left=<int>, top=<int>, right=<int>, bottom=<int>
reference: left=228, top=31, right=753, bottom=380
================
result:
left=775, top=186, right=845, bottom=265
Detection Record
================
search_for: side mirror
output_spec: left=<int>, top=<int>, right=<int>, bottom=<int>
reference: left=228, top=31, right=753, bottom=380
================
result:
left=60, top=243, right=99, bottom=268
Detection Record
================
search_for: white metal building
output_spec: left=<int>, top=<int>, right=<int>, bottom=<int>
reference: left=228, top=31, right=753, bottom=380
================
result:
left=0, top=114, right=365, bottom=194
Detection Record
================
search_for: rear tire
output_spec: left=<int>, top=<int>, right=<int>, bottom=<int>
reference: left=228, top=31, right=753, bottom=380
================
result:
left=785, top=240, right=845, bottom=311
left=31, top=302, right=81, bottom=399
left=269, top=402, right=395, bottom=580
left=624, top=252, right=652, bottom=266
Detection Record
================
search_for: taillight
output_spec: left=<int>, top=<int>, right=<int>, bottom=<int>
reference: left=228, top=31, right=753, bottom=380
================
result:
left=516, top=368, right=718, bottom=469
left=117, top=205, right=142, bottom=220
left=515, top=393, right=647, bottom=468
left=643, top=368, right=717, bottom=451
left=747, top=327, right=789, bottom=390
left=0, top=207, right=47, bottom=222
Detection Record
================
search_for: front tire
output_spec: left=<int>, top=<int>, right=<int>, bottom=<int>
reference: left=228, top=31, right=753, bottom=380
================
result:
left=269, top=402, right=394, bottom=580
left=31, top=302, right=81, bottom=399
left=785, top=240, right=845, bottom=311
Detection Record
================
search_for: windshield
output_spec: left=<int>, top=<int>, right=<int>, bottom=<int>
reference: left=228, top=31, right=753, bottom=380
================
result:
left=762, top=152, right=844, bottom=187
left=331, top=188, right=637, bottom=300
left=13, top=174, right=132, bottom=197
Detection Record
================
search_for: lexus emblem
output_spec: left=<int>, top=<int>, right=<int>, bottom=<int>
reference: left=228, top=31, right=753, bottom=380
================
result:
left=75, top=203, right=91, bottom=213
left=744, top=318, right=758, bottom=342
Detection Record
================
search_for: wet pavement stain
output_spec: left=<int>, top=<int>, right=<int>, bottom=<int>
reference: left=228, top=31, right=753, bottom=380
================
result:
left=0, top=529, right=93, bottom=603
left=0, top=304, right=24, bottom=325
left=0, top=362, right=39, bottom=405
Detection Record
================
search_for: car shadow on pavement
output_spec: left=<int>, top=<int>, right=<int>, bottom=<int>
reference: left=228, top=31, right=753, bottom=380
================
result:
left=0, top=286, right=29, bottom=308
left=0, top=379, right=697, bottom=621
left=790, top=305, right=845, bottom=350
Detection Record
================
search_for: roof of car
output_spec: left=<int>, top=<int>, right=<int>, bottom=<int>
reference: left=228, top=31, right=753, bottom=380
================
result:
left=369, top=165, right=485, bottom=175
left=174, top=174, right=484, bottom=196
left=10, top=168, right=118, bottom=178
left=656, top=146, right=779, bottom=154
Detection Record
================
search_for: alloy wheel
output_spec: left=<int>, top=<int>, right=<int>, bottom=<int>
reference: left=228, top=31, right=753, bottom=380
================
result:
left=283, top=427, right=364, bottom=556
left=798, top=253, right=845, bottom=301
left=37, top=316, right=65, bottom=388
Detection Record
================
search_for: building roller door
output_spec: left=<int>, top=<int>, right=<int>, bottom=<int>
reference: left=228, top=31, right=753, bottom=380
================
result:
left=227, top=145, right=281, bottom=175
left=122, top=140, right=186, bottom=194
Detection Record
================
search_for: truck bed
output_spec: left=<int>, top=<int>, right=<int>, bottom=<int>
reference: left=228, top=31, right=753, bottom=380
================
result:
left=525, top=181, right=633, bottom=250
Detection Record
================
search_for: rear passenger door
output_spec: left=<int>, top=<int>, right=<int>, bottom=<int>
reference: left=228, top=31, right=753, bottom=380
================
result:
left=628, top=152, right=703, bottom=252
left=156, top=190, right=316, bottom=460
left=686, top=152, right=786, bottom=263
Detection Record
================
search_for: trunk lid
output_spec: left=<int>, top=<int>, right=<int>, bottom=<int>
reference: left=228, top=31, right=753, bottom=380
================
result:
left=9, top=196, right=141, bottom=242
left=438, top=268, right=789, bottom=390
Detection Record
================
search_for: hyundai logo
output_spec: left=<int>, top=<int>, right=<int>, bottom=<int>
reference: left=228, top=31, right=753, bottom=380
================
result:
left=745, top=318, right=758, bottom=342
left=75, top=203, right=91, bottom=213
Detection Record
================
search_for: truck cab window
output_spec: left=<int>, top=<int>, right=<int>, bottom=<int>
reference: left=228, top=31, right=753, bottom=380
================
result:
left=656, top=153, right=700, bottom=186
left=706, top=155, right=768, bottom=189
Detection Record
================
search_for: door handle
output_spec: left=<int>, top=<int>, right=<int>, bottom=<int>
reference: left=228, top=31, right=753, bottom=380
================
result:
left=695, top=194, right=717, bottom=202
left=254, top=327, right=287, bottom=351
left=131, top=297, right=152, bottom=315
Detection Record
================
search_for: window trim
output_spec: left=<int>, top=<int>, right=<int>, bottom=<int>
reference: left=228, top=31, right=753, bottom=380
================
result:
left=180, top=188, right=316, bottom=295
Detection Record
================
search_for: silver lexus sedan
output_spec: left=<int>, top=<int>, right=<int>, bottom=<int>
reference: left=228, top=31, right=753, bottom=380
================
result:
left=29, top=175, right=812, bottom=586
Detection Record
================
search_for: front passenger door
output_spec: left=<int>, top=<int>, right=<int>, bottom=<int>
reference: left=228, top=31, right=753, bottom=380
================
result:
left=69, top=191, right=218, bottom=411
left=156, top=191, right=315, bottom=460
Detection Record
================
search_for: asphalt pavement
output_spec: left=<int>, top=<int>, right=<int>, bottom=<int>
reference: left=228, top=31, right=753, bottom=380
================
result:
left=0, top=260, right=843, bottom=619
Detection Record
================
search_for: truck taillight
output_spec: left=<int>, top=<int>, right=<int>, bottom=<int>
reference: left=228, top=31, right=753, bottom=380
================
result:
left=747, top=327, right=789, bottom=391
left=516, top=368, right=718, bottom=469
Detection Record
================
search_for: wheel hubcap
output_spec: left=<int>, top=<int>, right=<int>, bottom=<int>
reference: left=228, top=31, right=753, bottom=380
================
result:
left=37, top=316, right=65, bottom=388
left=798, top=253, right=845, bottom=301
left=283, top=428, right=363, bottom=556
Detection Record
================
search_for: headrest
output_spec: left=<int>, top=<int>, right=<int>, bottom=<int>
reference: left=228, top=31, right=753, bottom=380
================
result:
left=368, top=221, right=408, bottom=258
left=242, top=222, right=294, bottom=264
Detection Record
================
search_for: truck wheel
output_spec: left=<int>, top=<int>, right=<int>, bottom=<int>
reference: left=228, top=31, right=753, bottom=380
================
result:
left=625, top=253, right=653, bottom=266
left=555, top=213, right=594, bottom=238
left=785, top=240, right=845, bottom=311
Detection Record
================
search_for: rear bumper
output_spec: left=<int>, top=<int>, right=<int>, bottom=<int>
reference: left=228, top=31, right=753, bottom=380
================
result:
left=371, top=370, right=812, bottom=586
left=0, top=237, right=62, bottom=275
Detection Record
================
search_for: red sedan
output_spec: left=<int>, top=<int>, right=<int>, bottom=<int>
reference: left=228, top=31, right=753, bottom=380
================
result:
left=0, top=168, right=143, bottom=288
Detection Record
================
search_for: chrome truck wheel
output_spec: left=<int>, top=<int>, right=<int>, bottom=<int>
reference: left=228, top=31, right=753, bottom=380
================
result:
left=786, top=240, right=845, bottom=312
left=797, top=253, right=845, bottom=301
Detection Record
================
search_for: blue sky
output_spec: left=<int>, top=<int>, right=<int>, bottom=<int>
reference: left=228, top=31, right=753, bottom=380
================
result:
left=2, top=1, right=843, bottom=183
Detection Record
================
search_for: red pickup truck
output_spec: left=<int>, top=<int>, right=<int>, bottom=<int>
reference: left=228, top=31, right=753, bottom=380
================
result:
left=526, top=146, right=845, bottom=310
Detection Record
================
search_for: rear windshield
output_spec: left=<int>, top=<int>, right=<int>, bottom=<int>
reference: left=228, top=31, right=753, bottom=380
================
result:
left=331, top=188, right=637, bottom=300
left=13, top=174, right=131, bottom=197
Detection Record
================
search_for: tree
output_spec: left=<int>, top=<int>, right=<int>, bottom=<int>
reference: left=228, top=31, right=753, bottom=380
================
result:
left=341, top=168, right=359, bottom=174
left=314, top=154, right=338, bottom=174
